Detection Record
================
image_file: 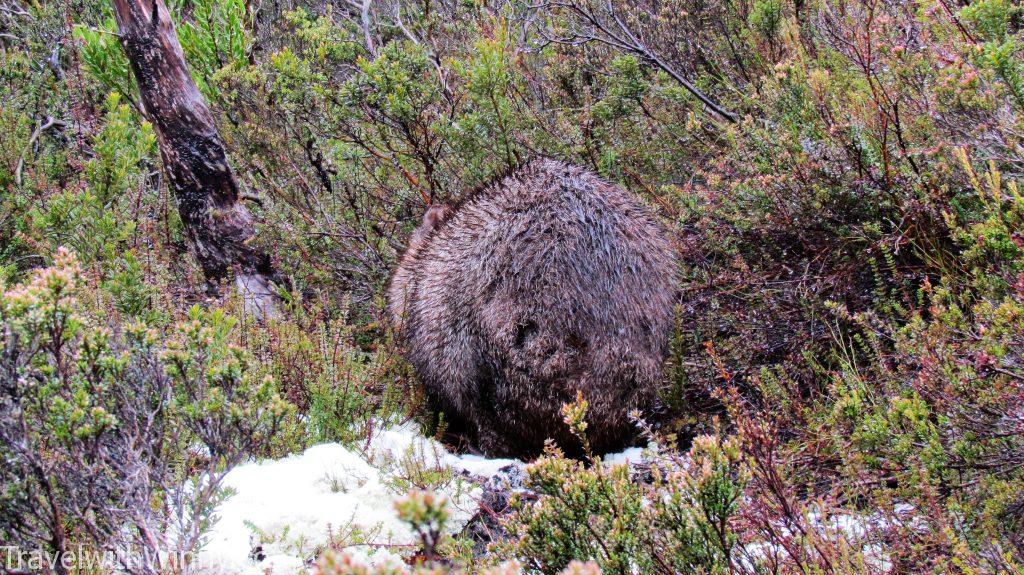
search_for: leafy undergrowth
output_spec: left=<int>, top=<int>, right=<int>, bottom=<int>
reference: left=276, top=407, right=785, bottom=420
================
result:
left=3, top=0, right=1024, bottom=572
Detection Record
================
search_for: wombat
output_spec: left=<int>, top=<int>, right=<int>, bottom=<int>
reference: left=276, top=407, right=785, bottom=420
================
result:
left=388, top=159, right=678, bottom=458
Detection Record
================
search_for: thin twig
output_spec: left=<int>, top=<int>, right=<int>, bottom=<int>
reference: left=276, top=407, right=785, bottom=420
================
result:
left=526, top=0, right=737, bottom=123
left=14, top=116, right=66, bottom=186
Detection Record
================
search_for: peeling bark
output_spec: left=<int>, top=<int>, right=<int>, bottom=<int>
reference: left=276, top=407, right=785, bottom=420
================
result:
left=111, top=0, right=279, bottom=314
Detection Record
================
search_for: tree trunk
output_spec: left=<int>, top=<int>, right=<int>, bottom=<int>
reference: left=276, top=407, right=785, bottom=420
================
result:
left=111, top=0, right=279, bottom=316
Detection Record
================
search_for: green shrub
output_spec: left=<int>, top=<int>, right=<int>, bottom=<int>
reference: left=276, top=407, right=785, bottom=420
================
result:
left=499, top=398, right=743, bottom=574
left=0, top=249, right=297, bottom=571
left=748, top=0, right=783, bottom=41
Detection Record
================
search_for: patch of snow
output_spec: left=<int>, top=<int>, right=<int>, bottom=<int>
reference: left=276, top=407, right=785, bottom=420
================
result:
left=602, top=446, right=647, bottom=466
left=193, top=424, right=519, bottom=575
left=738, top=503, right=921, bottom=573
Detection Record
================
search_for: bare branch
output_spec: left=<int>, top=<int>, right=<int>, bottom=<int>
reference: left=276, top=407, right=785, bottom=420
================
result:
left=14, top=116, right=66, bottom=186
left=345, top=0, right=377, bottom=56
left=527, top=0, right=737, bottom=123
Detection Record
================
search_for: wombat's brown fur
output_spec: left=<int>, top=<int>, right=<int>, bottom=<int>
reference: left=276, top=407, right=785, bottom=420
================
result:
left=388, top=159, right=678, bottom=458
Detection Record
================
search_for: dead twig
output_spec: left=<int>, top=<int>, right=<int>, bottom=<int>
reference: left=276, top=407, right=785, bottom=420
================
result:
left=14, top=116, right=66, bottom=186
left=527, top=0, right=737, bottom=123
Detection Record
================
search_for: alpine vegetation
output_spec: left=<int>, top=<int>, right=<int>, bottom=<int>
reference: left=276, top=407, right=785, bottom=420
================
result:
left=6, top=0, right=1024, bottom=571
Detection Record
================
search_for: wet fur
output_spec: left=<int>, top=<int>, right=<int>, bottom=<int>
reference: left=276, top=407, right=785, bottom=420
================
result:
left=388, top=159, right=679, bottom=458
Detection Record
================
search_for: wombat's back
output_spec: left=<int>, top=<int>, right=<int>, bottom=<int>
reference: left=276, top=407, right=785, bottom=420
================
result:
left=390, top=159, right=678, bottom=457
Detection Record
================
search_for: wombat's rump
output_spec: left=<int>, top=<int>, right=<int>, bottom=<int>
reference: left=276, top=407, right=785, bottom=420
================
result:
left=389, top=159, right=678, bottom=458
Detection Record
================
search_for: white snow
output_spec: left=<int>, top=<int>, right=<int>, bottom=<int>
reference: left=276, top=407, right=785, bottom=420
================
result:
left=737, top=503, right=921, bottom=573
left=602, top=446, right=648, bottom=466
left=193, top=424, right=519, bottom=575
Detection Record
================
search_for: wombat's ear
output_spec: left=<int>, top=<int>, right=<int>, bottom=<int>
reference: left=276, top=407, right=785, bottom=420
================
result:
left=422, top=204, right=450, bottom=229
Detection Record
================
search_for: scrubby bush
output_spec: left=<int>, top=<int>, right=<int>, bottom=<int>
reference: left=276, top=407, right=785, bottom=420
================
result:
left=503, top=432, right=744, bottom=575
left=0, top=250, right=297, bottom=574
